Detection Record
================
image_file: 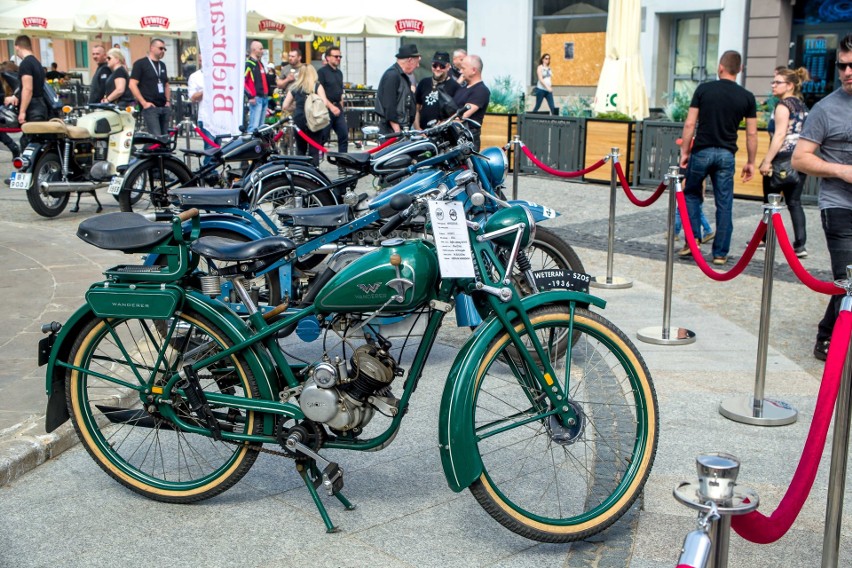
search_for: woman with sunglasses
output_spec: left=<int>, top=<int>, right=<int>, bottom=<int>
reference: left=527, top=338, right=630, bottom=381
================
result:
left=532, top=53, right=556, bottom=114
left=758, top=66, right=811, bottom=258
left=102, top=49, right=135, bottom=106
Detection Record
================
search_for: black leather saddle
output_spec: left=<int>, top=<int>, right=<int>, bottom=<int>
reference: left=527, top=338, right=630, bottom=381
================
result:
left=77, top=212, right=172, bottom=252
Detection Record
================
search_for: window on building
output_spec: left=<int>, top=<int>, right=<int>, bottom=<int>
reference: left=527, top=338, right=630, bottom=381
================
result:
left=669, top=13, right=719, bottom=97
left=532, top=0, right=608, bottom=84
left=74, top=40, right=88, bottom=68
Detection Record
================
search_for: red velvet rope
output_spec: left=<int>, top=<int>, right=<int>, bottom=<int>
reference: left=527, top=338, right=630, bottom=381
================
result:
left=614, top=161, right=667, bottom=207
left=675, top=191, right=767, bottom=281
left=773, top=215, right=844, bottom=295
left=520, top=144, right=607, bottom=178
left=296, top=127, right=327, bottom=153
left=366, top=138, right=396, bottom=154
left=0, top=127, right=20, bottom=133
left=194, top=126, right=220, bottom=149
left=732, top=310, right=852, bottom=543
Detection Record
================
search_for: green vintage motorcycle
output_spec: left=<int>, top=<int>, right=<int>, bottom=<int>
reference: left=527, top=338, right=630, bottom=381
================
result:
left=40, top=182, right=658, bottom=543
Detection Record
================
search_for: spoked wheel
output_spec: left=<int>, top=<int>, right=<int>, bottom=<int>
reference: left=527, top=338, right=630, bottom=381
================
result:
left=527, top=226, right=584, bottom=275
left=27, top=151, right=69, bottom=217
left=65, top=310, right=262, bottom=503
left=118, top=160, right=193, bottom=212
left=254, top=177, right=338, bottom=270
left=469, top=304, right=658, bottom=542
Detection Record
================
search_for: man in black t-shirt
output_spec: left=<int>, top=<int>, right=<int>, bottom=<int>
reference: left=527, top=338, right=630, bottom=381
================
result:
left=414, top=51, right=460, bottom=129
left=678, top=50, right=757, bottom=265
left=453, top=54, right=490, bottom=151
left=317, top=46, right=348, bottom=154
left=129, top=38, right=172, bottom=136
left=88, top=45, right=111, bottom=104
left=9, top=35, right=46, bottom=148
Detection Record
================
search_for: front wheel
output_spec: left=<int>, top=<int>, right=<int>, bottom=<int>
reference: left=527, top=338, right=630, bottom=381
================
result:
left=27, top=151, right=69, bottom=217
left=118, top=159, right=193, bottom=212
left=65, top=310, right=262, bottom=502
left=469, top=304, right=658, bottom=542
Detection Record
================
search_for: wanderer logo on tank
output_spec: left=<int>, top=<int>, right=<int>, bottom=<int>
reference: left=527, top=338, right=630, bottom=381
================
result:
left=140, top=16, right=170, bottom=29
left=357, top=283, right=382, bottom=294
left=395, top=19, right=424, bottom=34
left=22, top=17, right=48, bottom=28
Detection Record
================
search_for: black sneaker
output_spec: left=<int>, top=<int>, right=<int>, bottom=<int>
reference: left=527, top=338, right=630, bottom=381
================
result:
left=814, top=340, right=830, bottom=361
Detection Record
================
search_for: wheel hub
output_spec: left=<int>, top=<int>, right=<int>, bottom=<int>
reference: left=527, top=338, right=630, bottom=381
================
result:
left=546, top=400, right=585, bottom=445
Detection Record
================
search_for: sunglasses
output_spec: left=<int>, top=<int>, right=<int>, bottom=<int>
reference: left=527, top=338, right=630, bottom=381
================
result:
left=836, top=61, right=852, bottom=71
left=432, top=62, right=447, bottom=69
left=327, top=54, right=342, bottom=59
left=770, top=80, right=788, bottom=85
left=157, top=46, right=166, bottom=52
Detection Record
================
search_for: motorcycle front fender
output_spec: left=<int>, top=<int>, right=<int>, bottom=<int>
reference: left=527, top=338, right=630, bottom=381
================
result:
left=250, top=161, right=333, bottom=194
left=43, top=291, right=280, bottom=434
left=438, top=289, right=605, bottom=492
left=120, top=154, right=192, bottom=190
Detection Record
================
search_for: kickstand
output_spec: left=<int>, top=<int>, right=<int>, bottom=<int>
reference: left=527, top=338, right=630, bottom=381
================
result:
left=308, top=461, right=356, bottom=512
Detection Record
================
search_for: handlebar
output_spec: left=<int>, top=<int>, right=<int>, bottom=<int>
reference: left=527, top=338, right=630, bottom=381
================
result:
left=177, top=208, right=199, bottom=222
left=378, top=105, right=471, bottom=143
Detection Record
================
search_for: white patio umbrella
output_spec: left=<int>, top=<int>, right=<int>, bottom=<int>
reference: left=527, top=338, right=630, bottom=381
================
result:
left=0, top=0, right=82, bottom=33
left=247, top=0, right=465, bottom=38
left=245, top=12, right=314, bottom=41
left=592, top=0, right=649, bottom=120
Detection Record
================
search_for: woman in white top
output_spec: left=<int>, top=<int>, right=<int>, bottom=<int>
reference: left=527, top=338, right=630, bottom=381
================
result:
left=532, top=53, right=556, bottom=114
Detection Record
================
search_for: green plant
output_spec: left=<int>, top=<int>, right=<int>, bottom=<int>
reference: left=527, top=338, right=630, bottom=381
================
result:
left=487, top=75, right=523, bottom=114
left=559, top=95, right=593, bottom=117
left=594, top=110, right=633, bottom=122
left=662, top=91, right=691, bottom=123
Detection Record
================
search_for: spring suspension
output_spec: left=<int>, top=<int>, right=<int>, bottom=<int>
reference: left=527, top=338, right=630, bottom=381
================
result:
left=199, top=275, right=221, bottom=297
left=61, top=140, right=71, bottom=178
left=516, top=250, right=533, bottom=273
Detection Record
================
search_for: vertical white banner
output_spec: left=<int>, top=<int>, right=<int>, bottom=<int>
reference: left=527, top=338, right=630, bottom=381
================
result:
left=196, top=0, right=246, bottom=136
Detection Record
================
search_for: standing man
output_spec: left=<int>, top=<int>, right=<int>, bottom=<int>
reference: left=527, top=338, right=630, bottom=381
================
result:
left=244, top=40, right=270, bottom=132
left=88, top=45, right=111, bottom=104
left=129, top=38, right=172, bottom=136
left=452, top=54, right=491, bottom=151
left=451, top=49, right=466, bottom=83
left=678, top=50, right=757, bottom=266
left=187, top=52, right=216, bottom=165
left=9, top=35, right=46, bottom=149
left=318, top=45, right=349, bottom=156
left=277, top=49, right=304, bottom=92
left=414, top=51, right=460, bottom=129
left=375, top=44, right=420, bottom=134
left=792, top=33, right=852, bottom=361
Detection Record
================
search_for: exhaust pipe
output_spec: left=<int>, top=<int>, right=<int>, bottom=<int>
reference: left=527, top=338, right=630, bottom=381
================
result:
left=39, top=180, right=109, bottom=193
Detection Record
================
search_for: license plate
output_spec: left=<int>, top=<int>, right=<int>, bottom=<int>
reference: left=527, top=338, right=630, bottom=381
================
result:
left=532, top=269, right=591, bottom=293
left=9, top=172, right=32, bottom=190
left=107, top=176, right=124, bottom=195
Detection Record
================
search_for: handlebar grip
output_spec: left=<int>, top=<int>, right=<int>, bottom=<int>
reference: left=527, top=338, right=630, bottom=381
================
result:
left=177, top=208, right=199, bottom=222
left=379, top=208, right=410, bottom=236
left=384, top=168, right=410, bottom=185
left=379, top=131, right=405, bottom=142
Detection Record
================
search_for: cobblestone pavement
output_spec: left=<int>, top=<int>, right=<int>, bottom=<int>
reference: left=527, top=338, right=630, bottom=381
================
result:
left=0, top=135, right=849, bottom=566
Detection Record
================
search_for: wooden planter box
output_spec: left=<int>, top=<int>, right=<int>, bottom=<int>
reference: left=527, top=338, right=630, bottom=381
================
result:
left=583, top=119, right=636, bottom=183
left=481, top=112, right=518, bottom=149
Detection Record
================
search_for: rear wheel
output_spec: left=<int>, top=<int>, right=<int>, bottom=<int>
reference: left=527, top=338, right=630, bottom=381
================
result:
left=65, top=310, right=262, bottom=503
left=118, top=159, right=193, bottom=212
left=27, top=151, right=69, bottom=217
left=469, top=305, right=658, bottom=542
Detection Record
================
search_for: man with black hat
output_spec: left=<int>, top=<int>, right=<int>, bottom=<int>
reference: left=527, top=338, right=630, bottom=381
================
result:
left=375, top=44, right=420, bottom=134
left=414, top=51, right=460, bottom=130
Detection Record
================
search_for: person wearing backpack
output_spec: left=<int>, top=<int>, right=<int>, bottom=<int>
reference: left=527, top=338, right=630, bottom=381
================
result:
left=7, top=36, right=47, bottom=149
left=281, top=64, right=330, bottom=166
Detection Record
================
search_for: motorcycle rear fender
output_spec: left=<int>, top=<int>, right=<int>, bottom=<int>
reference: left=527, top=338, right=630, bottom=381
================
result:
left=438, top=289, right=605, bottom=492
left=252, top=162, right=332, bottom=192
left=508, top=199, right=560, bottom=222
left=44, top=291, right=279, bottom=434
left=121, top=154, right=191, bottom=188
left=19, top=142, right=44, bottom=173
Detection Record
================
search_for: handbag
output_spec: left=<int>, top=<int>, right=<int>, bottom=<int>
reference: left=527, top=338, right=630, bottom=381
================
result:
left=770, top=155, right=799, bottom=188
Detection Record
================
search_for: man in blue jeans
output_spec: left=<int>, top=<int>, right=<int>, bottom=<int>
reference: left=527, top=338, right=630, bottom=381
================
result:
left=244, top=40, right=269, bottom=132
left=793, top=33, right=852, bottom=361
left=678, top=50, right=758, bottom=265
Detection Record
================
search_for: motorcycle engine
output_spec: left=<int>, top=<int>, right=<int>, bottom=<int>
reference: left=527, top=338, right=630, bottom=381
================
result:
left=298, top=341, right=400, bottom=433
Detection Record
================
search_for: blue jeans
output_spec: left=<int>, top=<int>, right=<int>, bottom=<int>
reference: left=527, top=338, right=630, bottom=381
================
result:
left=247, top=96, right=268, bottom=132
left=532, top=88, right=556, bottom=114
left=674, top=207, right=712, bottom=239
left=817, top=207, right=852, bottom=342
left=684, top=147, right=735, bottom=258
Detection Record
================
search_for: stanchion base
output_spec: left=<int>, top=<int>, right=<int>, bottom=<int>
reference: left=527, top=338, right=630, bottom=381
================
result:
left=636, top=325, right=696, bottom=345
left=590, top=275, right=633, bottom=289
left=719, top=396, right=798, bottom=426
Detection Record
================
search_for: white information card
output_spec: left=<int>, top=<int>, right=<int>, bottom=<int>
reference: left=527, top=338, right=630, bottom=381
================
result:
left=427, top=200, right=476, bottom=278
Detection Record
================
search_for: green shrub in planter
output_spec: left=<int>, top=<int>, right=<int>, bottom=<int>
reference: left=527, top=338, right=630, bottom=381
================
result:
left=487, top=75, right=523, bottom=114
left=594, top=110, right=633, bottom=122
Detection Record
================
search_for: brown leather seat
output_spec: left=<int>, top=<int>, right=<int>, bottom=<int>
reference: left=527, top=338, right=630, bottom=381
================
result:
left=21, top=118, right=89, bottom=139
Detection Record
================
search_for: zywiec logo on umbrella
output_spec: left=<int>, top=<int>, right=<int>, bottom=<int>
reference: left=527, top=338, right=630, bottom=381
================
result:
left=395, top=19, right=424, bottom=34
left=22, top=17, right=48, bottom=28
left=139, top=16, right=170, bottom=29
left=258, top=20, right=286, bottom=33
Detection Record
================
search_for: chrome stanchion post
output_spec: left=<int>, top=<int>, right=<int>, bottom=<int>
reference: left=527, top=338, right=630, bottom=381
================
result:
left=719, top=194, right=797, bottom=426
left=821, top=265, right=852, bottom=568
left=511, top=135, right=520, bottom=200
left=674, top=453, right=759, bottom=568
left=591, top=147, right=633, bottom=289
left=638, top=166, right=696, bottom=345
left=181, top=116, right=193, bottom=166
